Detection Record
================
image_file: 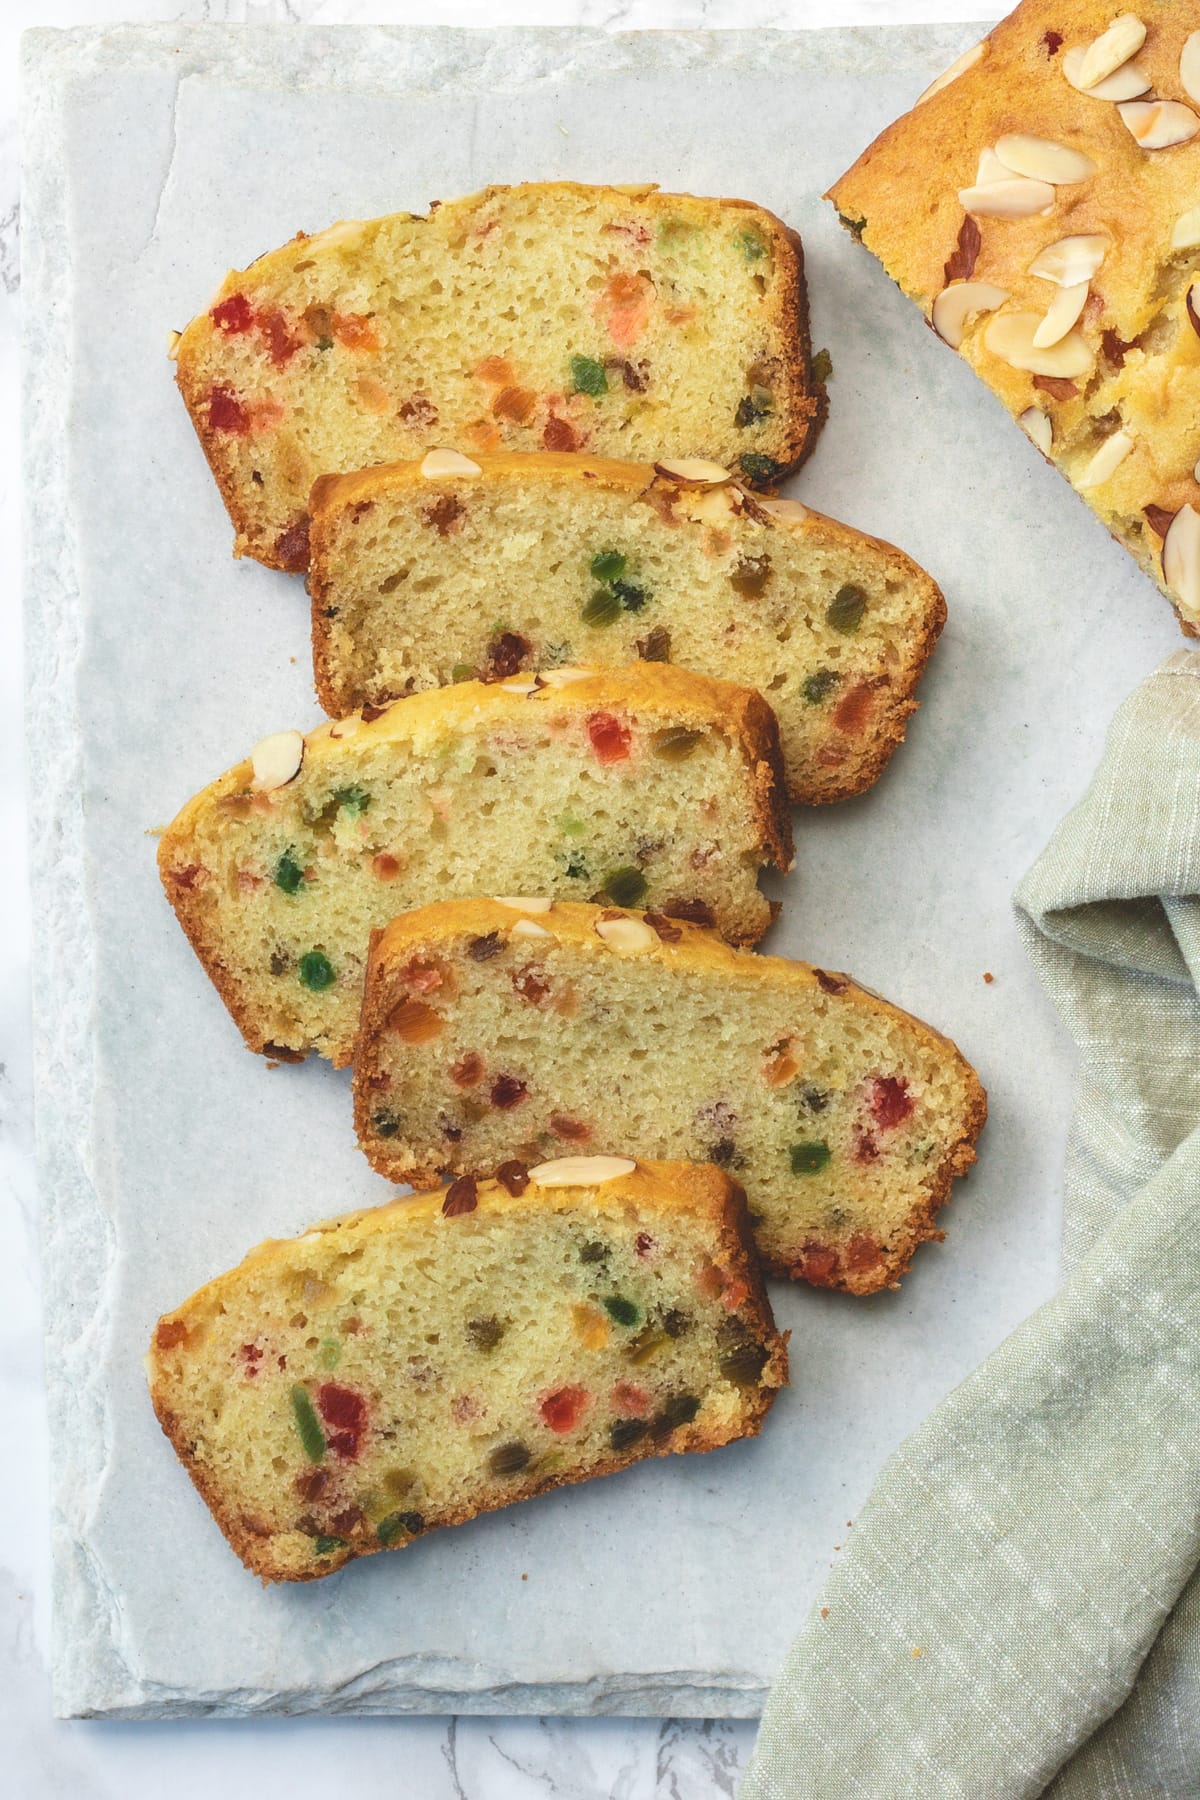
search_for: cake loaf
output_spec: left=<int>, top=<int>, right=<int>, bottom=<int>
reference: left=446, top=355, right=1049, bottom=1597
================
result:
left=172, top=182, right=825, bottom=571
left=146, top=1157, right=788, bottom=1582
left=157, top=667, right=792, bottom=1065
left=828, top=1, right=1200, bottom=630
left=353, top=900, right=987, bottom=1294
left=308, top=451, right=946, bottom=804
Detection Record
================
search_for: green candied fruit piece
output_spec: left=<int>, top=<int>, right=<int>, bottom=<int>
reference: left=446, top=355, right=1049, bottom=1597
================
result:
left=735, top=391, right=774, bottom=429
left=569, top=355, right=608, bottom=397
left=719, top=1340, right=770, bottom=1386
left=627, top=1326, right=670, bottom=1366
left=564, top=851, right=590, bottom=881
left=298, top=950, right=335, bottom=991
left=803, top=669, right=840, bottom=706
left=313, top=1534, right=346, bottom=1555
left=318, top=1337, right=341, bottom=1370
left=651, top=726, right=703, bottom=762
left=611, top=579, right=647, bottom=613
left=737, top=227, right=767, bottom=261
left=838, top=213, right=867, bottom=242
left=558, top=813, right=587, bottom=839
left=450, top=662, right=476, bottom=683
left=466, top=1315, right=505, bottom=1352
left=291, top=1385, right=326, bottom=1462
left=315, top=334, right=334, bottom=352
left=582, top=587, right=622, bottom=627
left=739, top=453, right=785, bottom=485
left=826, top=584, right=868, bottom=634
left=609, top=1417, right=650, bottom=1452
left=274, top=850, right=306, bottom=896
left=811, top=348, right=833, bottom=386
left=654, top=1392, right=701, bottom=1432
left=377, top=1508, right=425, bottom=1546
left=603, top=1294, right=641, bottom=1328
left=488, top=1440, right=532, bottom=1476
left=579, top=1240, right=609, bottom=1264
left=604, top=867, right=648, bottom=908
left=590, top=549, right=627, bottom=582
left=332, top=785, right=371, bottom=817
left=790, top=1140, right=832, bottom=1175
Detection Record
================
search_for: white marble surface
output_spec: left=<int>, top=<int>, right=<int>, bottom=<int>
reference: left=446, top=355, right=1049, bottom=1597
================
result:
left=3, top=0, right=1046, bottom=1793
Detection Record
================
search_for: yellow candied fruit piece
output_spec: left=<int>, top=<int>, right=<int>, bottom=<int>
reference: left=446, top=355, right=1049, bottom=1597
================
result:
left=571, top=1302, right=611, bottom=1351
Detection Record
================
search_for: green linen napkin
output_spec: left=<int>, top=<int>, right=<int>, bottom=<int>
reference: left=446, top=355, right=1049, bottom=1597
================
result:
left=743, top=649, right=1200, bottom=1800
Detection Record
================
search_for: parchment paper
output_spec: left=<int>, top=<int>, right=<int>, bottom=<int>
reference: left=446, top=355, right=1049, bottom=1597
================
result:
left=23, top=21, right=1184, bottom=1719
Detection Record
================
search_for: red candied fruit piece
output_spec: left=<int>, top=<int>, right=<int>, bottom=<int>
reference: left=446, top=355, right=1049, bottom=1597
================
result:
left=869, top=1075, right=914, bottom=1130
left=853, top=1128, right=880, bottom=1164
left=634, top=1232, right=657, bottom=1259
left=610, top=1380, right=650, bottom=1416
left=451, top=1051, right=485, bottom=1088
left=155, top=1318, right=187, bottom=1351
left=317, top=1383, right=368, bottom=1460
left=274, top=518, right=310, bottom=571
left=544, top=415, right=581, bottom=452
left=845, top=1233, right=884, bottom=1273
left=258, top=307, right=302, bottom=367
left=587, top=711, right=632, bottom=765
left=800, top=1242, right=840, bottom=1286
left=832, top=683, right=874, bottom=736
left=491, top=1075, right=528, bottom=1110
left=207, top=385, right=251, bottom=435
left=539, top=1385, right=590, bottom=1434
left=211, top=292, right=254, bottom=333
left=239, top=1343, right=264, bottom=1376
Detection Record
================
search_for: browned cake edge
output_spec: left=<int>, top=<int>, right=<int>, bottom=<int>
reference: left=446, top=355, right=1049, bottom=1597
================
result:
left=352, top=899, right=989, bottom=1294
left=146, top=1161, right=789, bottom=1582
left=156, top=668, right=795, bottom=1064
left=173, top=184, right=825, bottom=573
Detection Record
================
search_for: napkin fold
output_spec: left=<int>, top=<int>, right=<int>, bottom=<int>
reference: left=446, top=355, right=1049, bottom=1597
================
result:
left=742, top=649, right=1200, bottom=1800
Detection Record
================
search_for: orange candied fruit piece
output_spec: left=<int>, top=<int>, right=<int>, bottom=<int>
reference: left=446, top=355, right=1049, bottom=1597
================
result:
left=387, top=998, right=443, bottom=1043
left=571, top=1302, right=611, bottom=1351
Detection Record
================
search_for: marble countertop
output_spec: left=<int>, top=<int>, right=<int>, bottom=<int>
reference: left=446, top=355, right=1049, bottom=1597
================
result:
left=5, top=1, right=988, bottom=1793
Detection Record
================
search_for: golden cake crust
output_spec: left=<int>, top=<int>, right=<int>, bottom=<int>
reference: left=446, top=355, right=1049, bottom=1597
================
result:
left=828, top=1, right=1200, bottom=630
left=353, top=899, right=989, bottom=1294
left=173, top=182, right=825, bottom=571
left=157, top=666, right=793, bottom=1065
left=306, top=452, right=946, bottom=804
left=147, top=1159, right=788, bottom=1582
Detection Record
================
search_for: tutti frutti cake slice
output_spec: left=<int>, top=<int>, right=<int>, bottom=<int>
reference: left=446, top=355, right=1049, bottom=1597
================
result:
left=828, top=0, right=1200, bottom=630
left=171, top=181, right=825, bottom=571
left=307, top=450, right=947, bottom=805
left=146, top=1157, right=788, bottom=1582
left=352, top=899, right=988, bottom=1296
left=156, top=666, right=793, bottom=1066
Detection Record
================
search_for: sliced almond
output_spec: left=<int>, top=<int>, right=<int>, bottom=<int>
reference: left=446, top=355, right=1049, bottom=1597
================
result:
left=328, top=713, right=363, bottom=741
left=916, top=38, right=986, bottom=105
left=758, top=498, right=810, bottom=524
left=1172, top=205, right=1200, bottom=250
left=594, top=915, right=657, bottom=954
left=1029, top=234, right=1109, bottom=286
left=299, top=219, right=368, bottom=256
left=975, top=146, right=1013, bottom=185
left=1076, top=430, right=1134, bottom=488
left=1019, top=406, right=1053, bottom=454
left=166, top=329, right=182, bottom=360
left=499, top=679, right=539, bottom=696
left=653, top=459, right=733, bottom=486
left=995, top=134, right=1096, bottom=184
left=1194, top=458, right=1200, bottom=483
left=1033, top=281, right=1090, bottom=348
left=536, top=666, right=597, bottom=688
left=1118, top=100, right=1200, bottom=148
left=1075, top=14, right=1146, bottom=90
left=419, top=448, right=483, bottom=478
left=528, top=1155, right=637, bottom=1188
left=1062, top=44, right=1150, bottom=99
left=984, top=312, right=1093, bottom=378
left=957, top=178, right=1055, bottom=219
left=492, top=896, right=554, bottom=913
left=511, top=918, right=553, bottom=938
left=931, top=281, right=1010, bottom=349
left=1163, top=504, right=1200, bottom=619
left=250, top=729, right=304, bottom=792
left=1180, top=30, right=1200, bottom=105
